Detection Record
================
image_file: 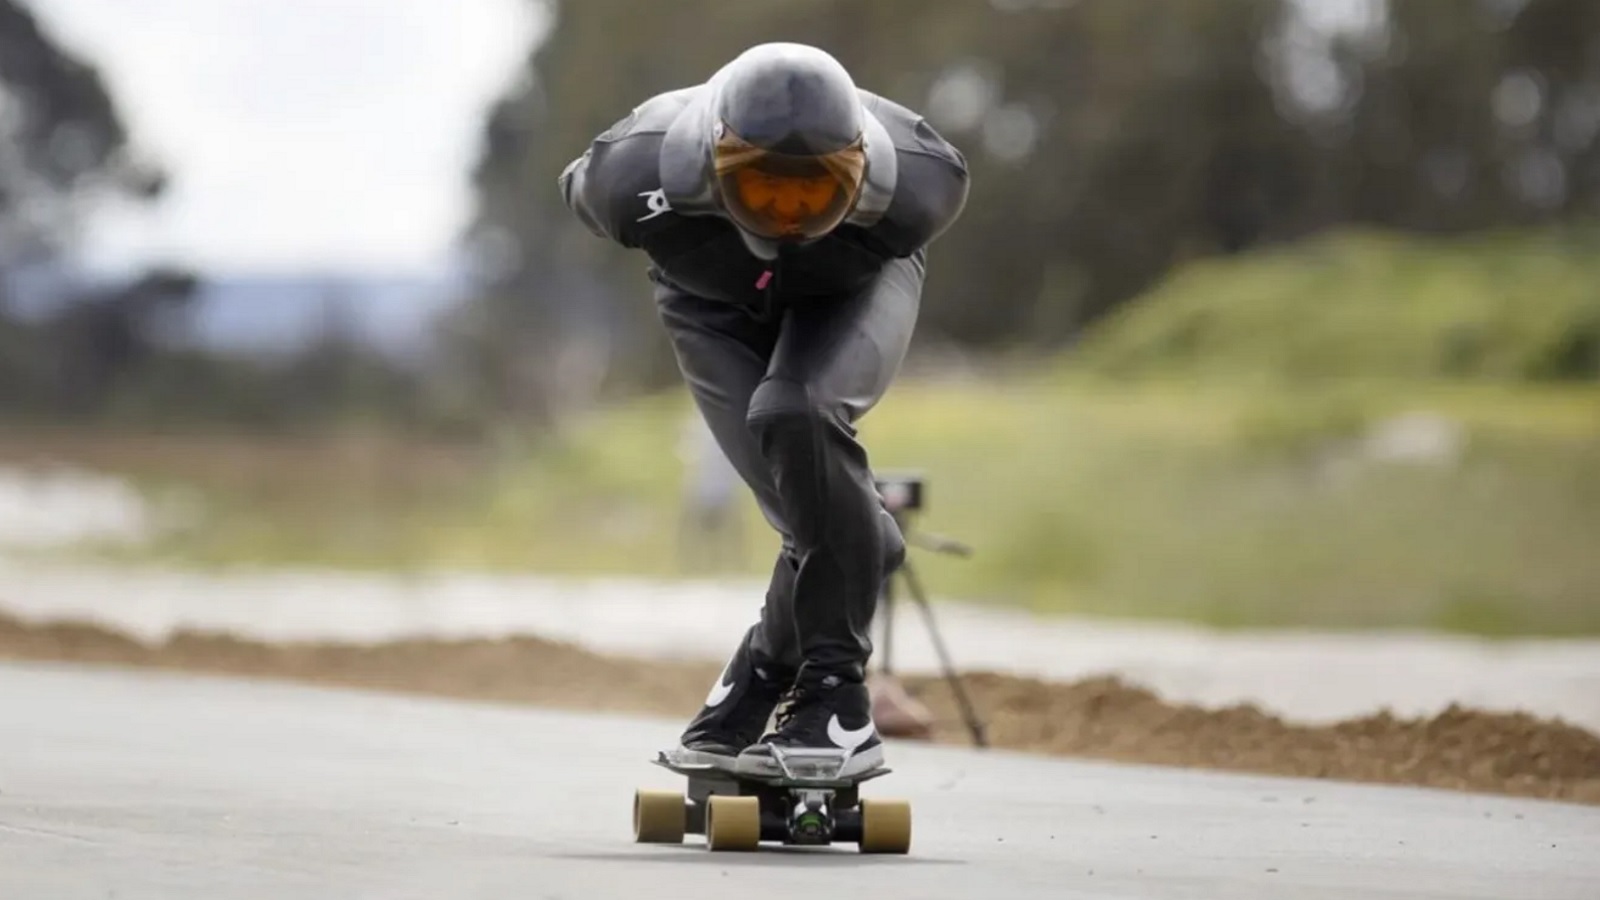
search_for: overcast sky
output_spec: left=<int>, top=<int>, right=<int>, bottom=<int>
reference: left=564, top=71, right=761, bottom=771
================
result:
left=31, top=0, right=547, bottom=277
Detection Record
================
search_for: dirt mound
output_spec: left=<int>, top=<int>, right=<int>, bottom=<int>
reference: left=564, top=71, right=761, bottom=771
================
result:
left=916, top=671, right=1600, bottom=804
left=3, top=611, right=1596, bottom=805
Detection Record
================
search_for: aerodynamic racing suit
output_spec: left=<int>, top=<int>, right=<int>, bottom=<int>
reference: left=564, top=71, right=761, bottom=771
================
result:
left=559, top=43, right=968, bottom=776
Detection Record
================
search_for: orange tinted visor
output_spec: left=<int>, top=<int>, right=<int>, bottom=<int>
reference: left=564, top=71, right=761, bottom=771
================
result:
left=714, top=124, right=866, bottom=241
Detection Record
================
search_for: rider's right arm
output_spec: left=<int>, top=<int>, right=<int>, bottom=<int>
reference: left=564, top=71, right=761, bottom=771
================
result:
left=557, top=112, right=657, bottom=249
left=558, top=146, right=639, bottom=247
left=558, top=149, right=609, bottom=241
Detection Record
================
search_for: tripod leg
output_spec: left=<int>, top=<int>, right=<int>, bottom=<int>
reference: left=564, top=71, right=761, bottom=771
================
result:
left=878, top=568, right=896, bottom=676
left=898, top=560, right=987, bottom=748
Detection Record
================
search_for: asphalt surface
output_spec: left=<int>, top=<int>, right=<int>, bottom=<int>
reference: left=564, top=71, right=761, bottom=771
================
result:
left=1, top=662, right=1596, bottom=900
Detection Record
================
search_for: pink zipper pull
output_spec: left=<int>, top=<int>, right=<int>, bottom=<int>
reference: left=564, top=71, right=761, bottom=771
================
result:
left=755, top=270, right=773, bottom=290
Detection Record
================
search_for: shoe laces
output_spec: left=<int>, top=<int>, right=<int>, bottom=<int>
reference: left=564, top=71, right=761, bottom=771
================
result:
left=772, top=688, right=804, bottom=733
left=772, top=676, right=838, bottom=733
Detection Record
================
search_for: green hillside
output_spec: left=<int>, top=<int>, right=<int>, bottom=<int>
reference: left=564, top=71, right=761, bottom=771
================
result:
left=1072, top=227, right=1600, bottom=383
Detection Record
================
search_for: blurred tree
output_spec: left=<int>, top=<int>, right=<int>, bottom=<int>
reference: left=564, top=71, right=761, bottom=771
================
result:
left=0, top=1, right=476, bottom=433
left=0, top=0, right=163, bottom=269
left=41, top=266, right=199, bottom=416
left=0, top=0, right=185, bottom=421
left=461, top=0, right=1600, bottom=414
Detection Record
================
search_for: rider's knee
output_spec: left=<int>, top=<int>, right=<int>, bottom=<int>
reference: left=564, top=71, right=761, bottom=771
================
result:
left=880, top=510, right=907, bottom=573
left=746, top=377, right=836, bottom=457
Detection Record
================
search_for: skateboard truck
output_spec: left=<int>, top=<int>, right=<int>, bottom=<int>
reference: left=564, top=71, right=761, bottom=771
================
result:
left=790, top=793, right=834, bottom=843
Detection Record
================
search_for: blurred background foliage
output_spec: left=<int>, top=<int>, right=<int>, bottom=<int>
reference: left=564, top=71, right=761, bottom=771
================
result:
left=460, top=0, right=1600, bottom=420
left=2, top=0, right=1598, bottom=633
left=7, top=0, right=1600, bottom=430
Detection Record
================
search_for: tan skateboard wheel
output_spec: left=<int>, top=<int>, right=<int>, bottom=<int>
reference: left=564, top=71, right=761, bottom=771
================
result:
left=858, top=798, right=912, bottom=854
left=633, top=789, right=686, bottom=843
left=705, top=794, right=761, bottom=851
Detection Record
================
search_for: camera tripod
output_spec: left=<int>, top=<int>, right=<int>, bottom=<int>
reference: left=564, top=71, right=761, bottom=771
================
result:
left=874, top=507, right=988, bottom=749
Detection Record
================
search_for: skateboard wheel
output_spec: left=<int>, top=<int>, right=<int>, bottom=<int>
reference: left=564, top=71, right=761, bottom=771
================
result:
left=705, top=795, right=761, bottom=851
left=858, top=798, right=912, bottom=854
left=633, top=789, right=686, bottom=843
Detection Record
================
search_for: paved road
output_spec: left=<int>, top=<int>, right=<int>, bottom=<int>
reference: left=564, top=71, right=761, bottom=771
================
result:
left=1, top=662, right=1596, bottom=900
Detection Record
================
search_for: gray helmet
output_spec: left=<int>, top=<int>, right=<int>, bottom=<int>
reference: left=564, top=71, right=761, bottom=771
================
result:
left=710, top=44, right=868, bottom=254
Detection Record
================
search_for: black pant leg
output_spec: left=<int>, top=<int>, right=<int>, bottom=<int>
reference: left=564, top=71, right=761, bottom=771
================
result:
left=745, top=254, right=922, bottom=684
left=654, top=282, right=804, bottom=673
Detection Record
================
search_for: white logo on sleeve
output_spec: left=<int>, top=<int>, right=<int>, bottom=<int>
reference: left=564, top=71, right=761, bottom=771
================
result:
left=638, top=188, right=671, bottom=222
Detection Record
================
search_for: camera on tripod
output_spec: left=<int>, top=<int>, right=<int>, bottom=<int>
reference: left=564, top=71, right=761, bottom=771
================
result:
left=874, top=471, right=924, bottom=516
left=869, top=468, right=987, bottom=747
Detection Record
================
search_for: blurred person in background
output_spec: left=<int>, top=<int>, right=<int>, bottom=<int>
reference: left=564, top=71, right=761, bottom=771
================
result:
left=676, top=409, right=745, bottom=572
left=560, top=42, right=968, bottom=776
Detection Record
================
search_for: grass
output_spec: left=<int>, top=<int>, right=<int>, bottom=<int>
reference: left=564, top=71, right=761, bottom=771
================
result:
left=1072, top=226, right=1600, bottom=383
left=4, top=374, right=1598, bottom=637
left=861, top=375, right=1600, bottom=635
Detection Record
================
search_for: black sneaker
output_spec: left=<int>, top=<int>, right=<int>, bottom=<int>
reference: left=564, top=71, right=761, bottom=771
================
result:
left=735, top=673, right=884, bottom=779
left=673, top=628, right=790, bottom=770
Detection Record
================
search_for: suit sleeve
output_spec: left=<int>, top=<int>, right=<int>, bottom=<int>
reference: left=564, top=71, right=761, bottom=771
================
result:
left=558, top=149, right=611, bottom=240
left=900, top=151, right=970, bottom=250
left=876, top=118, right=971, bottom=257
left=557, top=111, right=652, bottom=249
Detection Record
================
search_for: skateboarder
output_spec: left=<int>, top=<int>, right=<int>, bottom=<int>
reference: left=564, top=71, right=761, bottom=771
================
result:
left=559, top=43, right=969, bottom=777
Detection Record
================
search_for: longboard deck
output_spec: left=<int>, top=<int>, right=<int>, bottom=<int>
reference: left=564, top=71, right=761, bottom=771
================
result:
left=652, top=750, right=891, bottom=789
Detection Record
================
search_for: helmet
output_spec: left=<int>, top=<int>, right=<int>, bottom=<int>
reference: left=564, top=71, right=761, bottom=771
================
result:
left=711, top=44, right=868, bottom=245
